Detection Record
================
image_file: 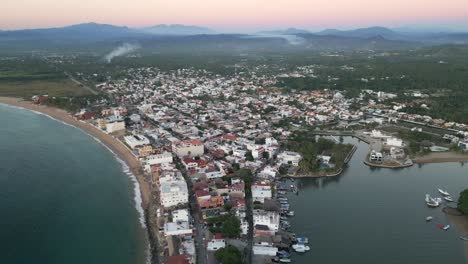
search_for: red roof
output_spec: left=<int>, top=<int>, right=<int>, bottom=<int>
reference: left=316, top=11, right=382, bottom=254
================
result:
left=167, top=255, right=189, bottom=264
left=215, top=233, right=223, bottom=239
left=223, top=134, right=238, bottom=141
left=195, top=190, right=210, bottom=198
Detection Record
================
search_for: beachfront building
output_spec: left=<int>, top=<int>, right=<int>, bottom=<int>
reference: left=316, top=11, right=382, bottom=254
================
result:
left=124, top=134, right=151, bottom=149
left=106, top=119, right=125, bottom=133
left=159, top=172, right=189, bottom=208
left=163, top=221, right=192, bottom=236
left=146, top=151, right=173, bottom=166
left=172, top=139, right=204, bottom=157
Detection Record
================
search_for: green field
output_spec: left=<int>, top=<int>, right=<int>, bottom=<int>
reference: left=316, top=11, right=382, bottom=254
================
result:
left=0, top=79, right=92, bottom=98
left=0, top=57, right=92, bottom=98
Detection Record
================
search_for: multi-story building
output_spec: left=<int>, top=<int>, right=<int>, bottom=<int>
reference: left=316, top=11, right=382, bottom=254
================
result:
left=253, top=210, right=280, bottom=233
left=252, top=182, right=272, bottom=203
left=172, top=139, right=204, bottom=157
left=159, top=172, right=188, bottom=208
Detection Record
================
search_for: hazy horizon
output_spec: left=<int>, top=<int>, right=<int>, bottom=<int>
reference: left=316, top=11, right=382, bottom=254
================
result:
left=2, top=0, right=468, bottom=32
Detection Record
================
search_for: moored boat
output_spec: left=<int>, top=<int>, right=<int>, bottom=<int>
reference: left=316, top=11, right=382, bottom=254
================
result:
left=438, top=189, right=450, bottom=196
left=426, top=216, right=433, bottom=222
left=279, top=258, right=292, bottom=263
left=292, top=242, right=310, bottom=252
left=444, top=196, right=454, bottom=202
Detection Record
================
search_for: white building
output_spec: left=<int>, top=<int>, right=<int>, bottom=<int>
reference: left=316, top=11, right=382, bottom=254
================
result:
left=106, top=120, right=125, bottom=133
left=163, top=221, right=192, bottom=236
left=159, top=173, right=188, bottom=208
left=386, top=137, right=404, bottom=148
left=371, top=130, right=391, bottom=139
left=124, top=134, right=150, bottom=149
left=277, top=151, right=302, bottom=166
left=207, top=239, right=226, bottom=251
left=253, top=210, right=279, bottom=232
left=172, top=139, right=204, bottom=157
left=252, top=183, right=272, bottom=203
left=172, top=209, right=190, bottom=222
left=146, top=151, right=173, bottom=166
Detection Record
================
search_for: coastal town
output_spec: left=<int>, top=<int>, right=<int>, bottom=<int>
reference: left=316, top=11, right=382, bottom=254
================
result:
left=15, top=62, right=468, bottom=264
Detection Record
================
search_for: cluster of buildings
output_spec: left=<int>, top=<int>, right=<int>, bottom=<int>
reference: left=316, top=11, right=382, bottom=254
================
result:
left=61, top=62, right=468, bottom=263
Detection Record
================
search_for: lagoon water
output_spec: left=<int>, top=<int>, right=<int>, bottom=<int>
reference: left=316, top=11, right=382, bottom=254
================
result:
left=288, top=137, right=468, bottom=264
left=0, top=104, right=148, bottom=264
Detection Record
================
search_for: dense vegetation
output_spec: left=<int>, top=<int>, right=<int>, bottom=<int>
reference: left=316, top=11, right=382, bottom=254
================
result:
left=458, top=189, right=468, bottom=215
left=284, top=132, right=354, bottom=173
left=207, top=214, right=242, bottom=238
left=214, top=245, right=243, bottom=264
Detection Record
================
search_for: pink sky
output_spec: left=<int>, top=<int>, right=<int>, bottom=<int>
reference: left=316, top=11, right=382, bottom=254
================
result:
left=2, top=0, right=468, bottom=31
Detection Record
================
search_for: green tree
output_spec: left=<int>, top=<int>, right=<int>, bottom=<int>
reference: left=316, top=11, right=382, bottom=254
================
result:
left=221, top=215, right=241, bottom=238
left=214, top=245, right=242, bottom=264
left=458, top=189, right=468, bottom=214
left=245, top=151, right=254, bottom=161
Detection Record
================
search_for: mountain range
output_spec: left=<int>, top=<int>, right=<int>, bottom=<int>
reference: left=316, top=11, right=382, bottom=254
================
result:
left=1, top=23, right=468, bottom=53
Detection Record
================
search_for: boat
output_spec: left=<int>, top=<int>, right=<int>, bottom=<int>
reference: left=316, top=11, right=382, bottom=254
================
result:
left=280, top=200, right=289, bottom=204
left=278, top=191, right=286, bottom=195
left=278, top=198, right=288, bottom=201
left=296, top=235, right=309, bottom=244
left=438, top=224, right=451, bottom=230
left=279, top=258, right=292, bottom=263
left=292, top=243, right=310, bottom=252
left=460, top=236, right=468, bottom=241
left=426, top=200, right=439, bottom=208
left=287, top=211, right=295, bottom=217
left=277, top=250, right=290, bottom=257
left=444, top=196, right=454, bottom=202
left=438, top=189, right=450, bottom=196
left=280, top=216, right=288, bottom=221
left=425, top=194, right=431, bottom=203
left=426, top=216, right=433, bottom=222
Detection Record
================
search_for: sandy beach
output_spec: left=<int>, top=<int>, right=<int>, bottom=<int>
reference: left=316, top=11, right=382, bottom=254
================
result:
left=0, top=97, right=151, bottom=209
left=414, top=152, right=468, bottom=164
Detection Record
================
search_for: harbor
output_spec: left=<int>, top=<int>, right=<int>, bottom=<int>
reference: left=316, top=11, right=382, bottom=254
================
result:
left=281, top=137, right=468, bottom=264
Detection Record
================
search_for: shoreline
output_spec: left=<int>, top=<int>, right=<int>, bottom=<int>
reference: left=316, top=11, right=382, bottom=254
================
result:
left=414, top=152, right=468, bottom=164
left=0, top=97, right=153, bottom=260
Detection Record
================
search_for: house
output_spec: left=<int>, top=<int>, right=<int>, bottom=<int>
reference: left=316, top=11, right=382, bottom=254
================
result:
left=252, top=182, right=272, bottom=203
left=207, top=234, right=226, bottom=251
left=253, top=210, right=280, bottom=233
left=172, top=209, right=190, bottom=222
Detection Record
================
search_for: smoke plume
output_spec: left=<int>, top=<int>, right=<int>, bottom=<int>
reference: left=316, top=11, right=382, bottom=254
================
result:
left=104, top=43, right=140, bottom=63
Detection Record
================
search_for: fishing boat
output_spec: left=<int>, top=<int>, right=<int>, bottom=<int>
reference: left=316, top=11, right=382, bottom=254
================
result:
left=287, top=211, right=295, bottom=217
left=280, top=200, right=289, bottom=204
left=460, top=236, right=468, bottom=241
left=278, top=191, right=286, bottom=195
left=279, top=258, right=292, bottom=263
left=444, top=196, right=454, bottom=202
left=292, top=242, right=310, bottom=252
left=278, top=198, right=288, bottom=201
left=438, top=189, right=450, bottom=196
left=280, top=216, right=288, bottom=221
left=426, top=216, right=433, bottom=222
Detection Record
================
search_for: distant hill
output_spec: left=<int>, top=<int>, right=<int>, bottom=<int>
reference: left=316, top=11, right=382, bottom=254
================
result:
left=0, top=22, right=140, bottom=40
left=140, top=24, right=216, bottom=35
left=258, top=28, right=310, bottom=35
left=316, top=26, right=400, bottom=39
